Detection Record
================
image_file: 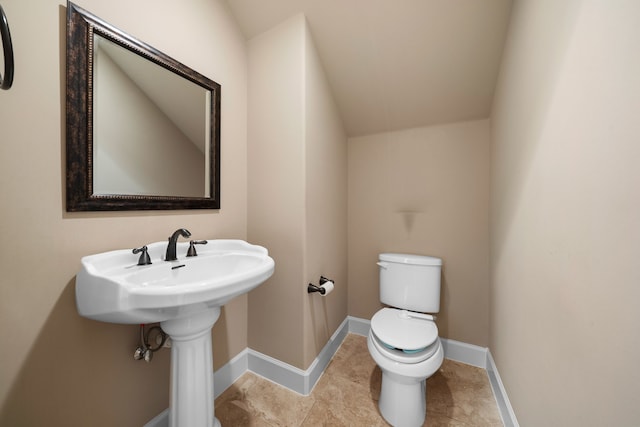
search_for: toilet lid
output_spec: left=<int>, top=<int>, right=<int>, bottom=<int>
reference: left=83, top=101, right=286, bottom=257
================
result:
left=371, top=308, right=438, bottom=351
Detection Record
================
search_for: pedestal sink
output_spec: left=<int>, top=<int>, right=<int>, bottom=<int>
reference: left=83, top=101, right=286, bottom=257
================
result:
left=75, top=239, right=275, bottom=427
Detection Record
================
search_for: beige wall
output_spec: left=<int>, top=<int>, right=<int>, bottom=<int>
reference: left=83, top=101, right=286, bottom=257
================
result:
left=247, top=15, right=348, bottom=369
left=348, top=120, right=491, bottom=347
left=490, top=0, right=640, bottom=425
left=247, top=14, right=306, bottom=368
left=0, top=0, right=248, bottom=425
left=302, top=21, right=348, bottom=367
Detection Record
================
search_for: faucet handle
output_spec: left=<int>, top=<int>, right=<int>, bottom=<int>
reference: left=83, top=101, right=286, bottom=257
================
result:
left=133, top=246, right=152, bottom=265
left=186, top=240, right=208, bottom=257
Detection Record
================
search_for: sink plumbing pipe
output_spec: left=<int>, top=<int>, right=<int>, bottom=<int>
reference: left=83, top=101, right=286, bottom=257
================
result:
left=134, top=324, right=168, bottom=363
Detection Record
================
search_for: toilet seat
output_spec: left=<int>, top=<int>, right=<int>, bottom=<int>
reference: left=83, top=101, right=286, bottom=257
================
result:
left=371, top=307, right=438, bottom=352
left=370, top=330, right=439, bottom=364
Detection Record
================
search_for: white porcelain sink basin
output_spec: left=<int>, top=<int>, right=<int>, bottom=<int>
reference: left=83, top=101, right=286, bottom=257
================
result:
left=76, top=238, right=274, bottom=427
left=76, top=239, right=275, bottom=324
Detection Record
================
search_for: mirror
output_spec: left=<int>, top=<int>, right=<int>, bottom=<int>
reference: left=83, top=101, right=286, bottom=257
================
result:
left=66, top=2, right=221, bottom=211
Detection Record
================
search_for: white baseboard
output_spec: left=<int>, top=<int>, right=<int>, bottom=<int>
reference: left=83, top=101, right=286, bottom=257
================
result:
left=213, top=348, right=249, bottom=399
left=440, top=337, right=488, bottom=368
left=347, top=315, right=371, bottom=336
left=487, top=350, right=520, bottom=427
left=145, top=316, right=517, bottom=427
left=248, top=316, right=349, bottom=395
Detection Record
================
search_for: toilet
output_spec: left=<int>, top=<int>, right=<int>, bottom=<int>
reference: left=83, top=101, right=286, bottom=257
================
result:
left=367, top=253, right=444, bottom=427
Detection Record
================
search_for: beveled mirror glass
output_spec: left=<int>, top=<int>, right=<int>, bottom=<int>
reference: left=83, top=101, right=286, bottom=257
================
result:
left=66, top=2, right=221, bottom=211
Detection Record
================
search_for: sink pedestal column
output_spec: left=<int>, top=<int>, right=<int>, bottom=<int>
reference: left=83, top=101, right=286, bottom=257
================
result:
left=161, top=306, right=221, bottom=427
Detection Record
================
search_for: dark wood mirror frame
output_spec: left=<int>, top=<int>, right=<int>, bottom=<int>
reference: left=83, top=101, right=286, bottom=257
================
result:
left=65, top=2, right=221, bottom=211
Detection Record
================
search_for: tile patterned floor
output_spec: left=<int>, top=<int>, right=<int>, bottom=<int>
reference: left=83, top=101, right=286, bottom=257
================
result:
left=215, top=334, right=503, bottom=426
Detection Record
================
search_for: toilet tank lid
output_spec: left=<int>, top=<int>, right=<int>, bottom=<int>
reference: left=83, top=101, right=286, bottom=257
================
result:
left=379, top=253, right=442, bottom=266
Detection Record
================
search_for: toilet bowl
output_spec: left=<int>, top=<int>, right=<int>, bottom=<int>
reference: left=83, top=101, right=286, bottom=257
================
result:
left=368, top=307, right=443, bottom=427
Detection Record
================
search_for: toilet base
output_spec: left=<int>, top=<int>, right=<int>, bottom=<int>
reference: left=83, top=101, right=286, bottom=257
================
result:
left=379, top=370, right=426, bottom=427
left=368, top=331, right=443, bottom=427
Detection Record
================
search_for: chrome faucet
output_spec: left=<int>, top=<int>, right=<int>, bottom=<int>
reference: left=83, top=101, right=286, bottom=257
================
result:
left=165, top=228, right=191, bottom=261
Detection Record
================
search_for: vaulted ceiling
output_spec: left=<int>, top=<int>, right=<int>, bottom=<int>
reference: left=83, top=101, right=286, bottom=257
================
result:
left=225, top=0, right=513, bottom=137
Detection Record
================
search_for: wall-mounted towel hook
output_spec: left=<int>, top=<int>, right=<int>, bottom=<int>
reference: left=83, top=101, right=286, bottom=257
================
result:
left=0, top=4, right=14, bottom=90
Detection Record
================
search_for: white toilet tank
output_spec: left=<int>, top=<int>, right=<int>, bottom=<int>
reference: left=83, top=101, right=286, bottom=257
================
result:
left=378, top=253, right=442, bottom=313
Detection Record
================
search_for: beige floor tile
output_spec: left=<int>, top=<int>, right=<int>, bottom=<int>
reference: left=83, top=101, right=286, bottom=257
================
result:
left=215, top=372, right=315, bottom=426
left=309, top=371, right=385, bottom=426
left=426, top=360, right=503, bottom=426
left=215, top=334, right=503, bottom=427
